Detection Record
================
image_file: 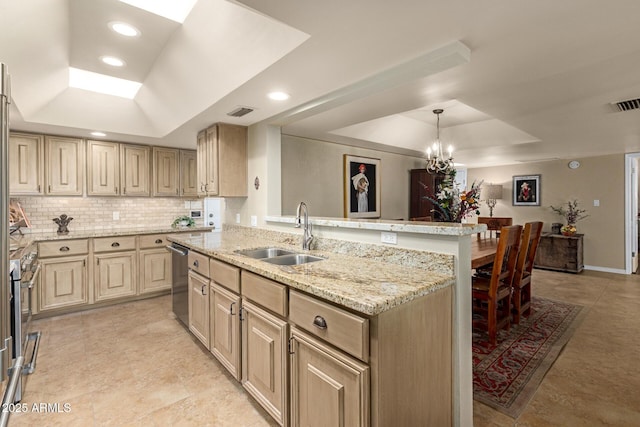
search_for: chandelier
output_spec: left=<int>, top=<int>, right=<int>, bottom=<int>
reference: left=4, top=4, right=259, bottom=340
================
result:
left=426, top=108, right=454, bottom=174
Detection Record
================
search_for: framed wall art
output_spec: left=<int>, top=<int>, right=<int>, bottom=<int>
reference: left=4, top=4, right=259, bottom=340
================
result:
left=343, top=155, right=381, bottom=218
left=512, top=174, right=540, bottom=206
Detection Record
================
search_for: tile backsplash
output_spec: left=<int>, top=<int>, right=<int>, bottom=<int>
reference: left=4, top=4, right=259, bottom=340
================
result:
left=13, top=197, right=197, bottom=233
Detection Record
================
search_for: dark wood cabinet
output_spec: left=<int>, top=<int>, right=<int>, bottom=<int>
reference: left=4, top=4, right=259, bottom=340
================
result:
left=409, top=169, right=445, bottom=221
left=534, top=233, right=584, bottom=273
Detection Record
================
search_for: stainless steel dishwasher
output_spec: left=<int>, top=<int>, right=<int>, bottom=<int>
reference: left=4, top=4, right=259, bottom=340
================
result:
left=166, top=243, right=189, bottom=328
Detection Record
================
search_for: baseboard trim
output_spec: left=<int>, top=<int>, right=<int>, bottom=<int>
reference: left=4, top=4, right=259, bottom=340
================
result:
left=584, top=265, right=627, bottom=275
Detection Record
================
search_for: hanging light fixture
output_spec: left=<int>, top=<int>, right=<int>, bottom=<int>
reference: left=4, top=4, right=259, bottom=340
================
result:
left=426, top=108, right=454, bottom=174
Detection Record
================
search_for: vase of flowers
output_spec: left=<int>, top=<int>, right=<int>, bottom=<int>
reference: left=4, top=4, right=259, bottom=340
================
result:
left=550, top=200, right=588, bottom=235
left=421, top=168, right=483, bottom=223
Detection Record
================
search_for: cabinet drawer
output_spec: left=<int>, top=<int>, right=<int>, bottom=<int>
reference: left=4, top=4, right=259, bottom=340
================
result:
left=289, top=290, right=369, bottom=362
left=39, top=239, right=88, bottom=257
left=93, top=235, right=137, bottom=253
left=139, top=233, right=168, bottom=249
left=241, top=271, right=287, bottom=317
left=210, top=259, right=240, bottom=293
left=188, top=250, right=210, bottom=278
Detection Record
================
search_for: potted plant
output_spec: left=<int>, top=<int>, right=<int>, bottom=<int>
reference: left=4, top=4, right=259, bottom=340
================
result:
left=172, top=215, right=196, bottom=229
left=550, top=199, right=588, bottom=235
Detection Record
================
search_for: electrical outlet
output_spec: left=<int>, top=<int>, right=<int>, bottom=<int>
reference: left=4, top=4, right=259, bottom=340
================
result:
left=184, top=201, right=190, bottom=209
left=113, top=211, right=120, bottom=220
left=251, top=215, right=257, bottom=227
left=236, top=213, right=241, bottom=224
left=381, top=231, right=397, bottom=245
left=593, top=199, right=600, bottom=207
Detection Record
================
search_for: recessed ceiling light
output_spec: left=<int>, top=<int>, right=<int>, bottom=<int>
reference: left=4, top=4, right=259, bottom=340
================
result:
left=108, top=21, right=140, bottom=37
left=91, top=131, right=107, bottom=137
left=69, top=67, right=142, bottom=99
left=100, top=56, right=126, bottom=67
left=268, top=91, right=290, bottom=101
left=119, top=0, right=197, bottom=23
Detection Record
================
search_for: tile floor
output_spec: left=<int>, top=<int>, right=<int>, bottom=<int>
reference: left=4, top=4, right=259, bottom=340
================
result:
left=7, top=269, right=640, bottom=426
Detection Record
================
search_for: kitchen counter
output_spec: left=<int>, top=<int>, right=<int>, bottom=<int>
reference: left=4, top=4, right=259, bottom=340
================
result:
left=167, top=226, right=455, bottom=316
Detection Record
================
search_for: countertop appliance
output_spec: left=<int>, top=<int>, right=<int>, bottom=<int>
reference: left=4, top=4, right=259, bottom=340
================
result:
left=166, top=243, right=189, bottom=328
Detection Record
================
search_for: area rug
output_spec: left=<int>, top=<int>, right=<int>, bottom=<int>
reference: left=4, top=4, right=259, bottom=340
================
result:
left=472, top=296, right=586, bottom=418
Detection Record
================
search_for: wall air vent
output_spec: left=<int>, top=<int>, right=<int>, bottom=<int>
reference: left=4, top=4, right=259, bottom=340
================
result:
left=227, top=106, right=255, bottom=117
left=612, top=98, right=640, bottom=112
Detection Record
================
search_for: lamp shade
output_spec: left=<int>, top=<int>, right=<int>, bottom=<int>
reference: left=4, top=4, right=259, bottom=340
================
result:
left=484, top=184, right=503, bottom=200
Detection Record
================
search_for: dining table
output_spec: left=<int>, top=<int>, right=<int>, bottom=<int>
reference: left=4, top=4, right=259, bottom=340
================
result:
left=471, top=236, right=499, bottom=269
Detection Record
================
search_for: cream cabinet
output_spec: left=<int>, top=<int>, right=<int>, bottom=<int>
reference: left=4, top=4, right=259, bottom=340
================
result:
left=121, top=144, right=150, bottom=196
left=9, top=132, right=44, bottom=195
left=180, top=149, right=198, bottom=197
left=210, top=282, right=241, bottom=380
left=45, top=135, right=84, bottom=195
left=188, top=270, right=210, bottom=348
left=153, top=147, right=180, bottom=197
left=290, top=327, right=369, bottom=427
left=197, top=123, right=247, bottom=197
left=38, top=239, right=90, bottom=313
left=139, top=234, right=172, bottom=294
left=93, top=236, right=137, bottom=302
left=87, top=140, right=120, bottom=196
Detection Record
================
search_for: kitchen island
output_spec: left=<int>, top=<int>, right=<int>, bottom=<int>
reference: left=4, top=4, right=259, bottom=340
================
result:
left=167, top=224, right=467, bottom=426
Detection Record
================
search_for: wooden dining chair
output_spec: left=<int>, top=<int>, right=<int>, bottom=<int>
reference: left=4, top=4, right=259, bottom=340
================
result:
left=472, top=224, right=523, bottom=345
left=477, top=216, right=513, bottom=240
left=512, top=221, right=544, bottom=324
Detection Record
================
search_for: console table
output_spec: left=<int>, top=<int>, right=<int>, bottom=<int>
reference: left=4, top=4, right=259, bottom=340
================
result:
left=534, top=233, right=584, bottom=273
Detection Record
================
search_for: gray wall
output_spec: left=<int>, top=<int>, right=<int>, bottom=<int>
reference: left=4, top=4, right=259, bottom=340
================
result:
left=281, top=135, right=425, bottom=219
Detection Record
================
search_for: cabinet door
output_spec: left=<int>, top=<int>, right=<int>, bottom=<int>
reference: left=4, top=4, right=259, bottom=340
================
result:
left=121, top=144, right=150, bottom=196
left=241, top=299, right=288, bottom=426
left=210, top=283, right=241, bottom=380
left=180, top=149, right=198, bottom=197
left=205, top=126, right=219, bottom=195
left=45, top=136, right=84, bottom=195
left=217, top=123, right=247, bottom=197
left=87, top=140, right=120, bottom=196
left=290, top=327, right=370, bottom=427
left=153, top=147, right=179, bottom=196
left=139, top=248, right=172, bottom=294
left=188, top=270, right=210, bottom=348
left=410, top=169, right=445, bottom=221
left=196, top=130, right=208, bottom=196
left=39, top=256, right=88, bottom=312
left=9, top=133, right=43, bottom=195
left=94, top=252, right=137, bottom=302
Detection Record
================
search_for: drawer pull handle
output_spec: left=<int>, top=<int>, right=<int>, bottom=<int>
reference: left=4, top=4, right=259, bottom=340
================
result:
left=59, top=246, right=70, bottom=252
left=155, top=239, right=163, bottom=244
left=111, top=242, right=120, bottom=248
left=313, top=315, right=327, bottom=330
left=193, top=260, right=199, bottom=268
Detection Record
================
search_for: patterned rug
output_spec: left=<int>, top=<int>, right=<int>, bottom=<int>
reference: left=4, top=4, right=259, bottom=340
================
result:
left=472, top=296, right=586, bottom=418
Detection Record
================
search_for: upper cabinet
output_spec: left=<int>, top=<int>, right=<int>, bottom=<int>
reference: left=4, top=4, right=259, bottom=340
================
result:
left=87, top=140, right=120, bottom=196
left=9, top=133, right=44, bottom=195
left=121, top=144, right=150, bottom=197
left=45, top=136, right=84, bottom=196
left=153, top=147, right=180, bottom=197
left=197, top=123, right=247, bottom=197
left=180, top=149, right=198, bottom=197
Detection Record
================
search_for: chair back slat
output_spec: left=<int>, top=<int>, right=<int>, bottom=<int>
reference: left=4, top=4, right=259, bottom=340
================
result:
left=488, top=225, right=523, bottom=295
left=515, top=221, right=544, bottom=284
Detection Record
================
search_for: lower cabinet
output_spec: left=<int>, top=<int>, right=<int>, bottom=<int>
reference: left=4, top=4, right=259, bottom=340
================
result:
left=39, top=255, right=88, bottom=312
left=241, top=298, right=289, bottom=427
left=139, top=248, right=172, bottom=294
left=290, top=327, right=370, bottom=427
left=209, top=282, right=241, bottom=380
left=188, top=270, right=210, bottom=348
left=94, top=252, right=137, bottom=302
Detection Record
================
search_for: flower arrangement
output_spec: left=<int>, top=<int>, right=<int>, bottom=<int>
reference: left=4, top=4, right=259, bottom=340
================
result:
left=550, top=200, right=588, bottom=235
left=172, top=215, right=196, bottom=228
left=422, top=169, right=483, bottom=222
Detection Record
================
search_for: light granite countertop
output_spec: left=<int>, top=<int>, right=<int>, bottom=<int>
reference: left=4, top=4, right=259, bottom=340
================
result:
left=167, top=227, right=455, bottom=316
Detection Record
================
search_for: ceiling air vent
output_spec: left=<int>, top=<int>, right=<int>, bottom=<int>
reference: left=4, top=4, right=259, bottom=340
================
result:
left=612, top=98, right=640, bottom=112
left=227, top=106, right=255, bottom=117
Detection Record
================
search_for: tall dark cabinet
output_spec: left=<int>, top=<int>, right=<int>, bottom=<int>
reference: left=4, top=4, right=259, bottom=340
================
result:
left=409, top=169, right=445, bottom=221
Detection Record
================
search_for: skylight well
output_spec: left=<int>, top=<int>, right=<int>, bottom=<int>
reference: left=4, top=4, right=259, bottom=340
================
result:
left=69, top=68, right=142, bottom=99
left=119, top=0, right=197, bottom=23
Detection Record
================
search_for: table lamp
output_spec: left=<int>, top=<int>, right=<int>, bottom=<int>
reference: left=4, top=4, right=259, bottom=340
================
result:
left=484, top=184, right=503, bottom=217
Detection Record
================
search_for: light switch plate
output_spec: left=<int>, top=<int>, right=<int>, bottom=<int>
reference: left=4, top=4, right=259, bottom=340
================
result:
left=251, top=215, right=257, bottom=227
left=593, top=199, right=600, bottom=207
left=381, top=231, right=397, bottom=245
left=236, top=213, right=241, bottom=224
left=113, top=211, right=120, bottom=220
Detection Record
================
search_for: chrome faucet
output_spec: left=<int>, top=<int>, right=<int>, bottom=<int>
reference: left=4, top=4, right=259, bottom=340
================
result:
left=295, top=202, right=314, bottom=250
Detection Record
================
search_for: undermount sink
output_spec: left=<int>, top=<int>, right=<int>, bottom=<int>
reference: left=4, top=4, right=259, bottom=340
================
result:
left=235, top=247, right=296, bottom=259
left=262, top=254, right=325, bottom=266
